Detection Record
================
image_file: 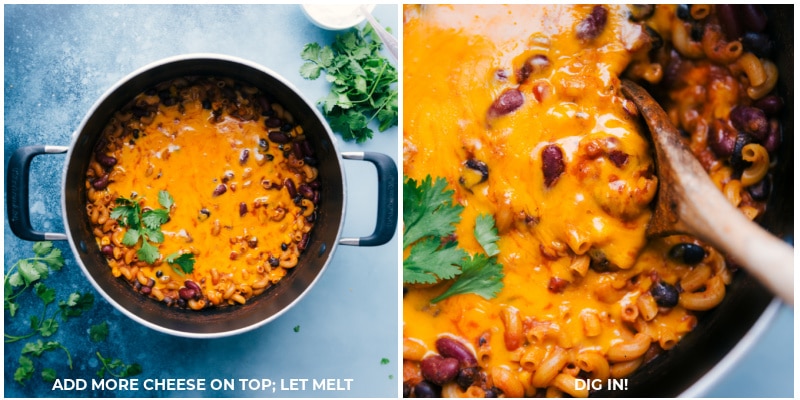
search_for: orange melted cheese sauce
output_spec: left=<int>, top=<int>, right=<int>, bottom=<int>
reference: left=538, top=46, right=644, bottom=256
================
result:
left=87, top=77, right=319, bottom=309
left=403, top=5, right=730, bottom=397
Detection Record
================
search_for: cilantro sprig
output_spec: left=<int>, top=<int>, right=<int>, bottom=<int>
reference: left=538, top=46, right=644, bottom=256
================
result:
left=300, top=24, right=398, bottom=143
left=111, top=190, right=195, bottom=273
left=96, top=351, right=142, bottom=378
left=403, top=176, right=504, bottom=303
left=4, top=241, right=64, bottom=317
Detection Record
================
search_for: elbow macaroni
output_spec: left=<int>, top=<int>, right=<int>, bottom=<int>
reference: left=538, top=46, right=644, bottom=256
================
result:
left=403, top=4, right=783, bottom=397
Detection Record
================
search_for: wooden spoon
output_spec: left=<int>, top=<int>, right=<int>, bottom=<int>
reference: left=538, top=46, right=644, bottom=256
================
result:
left=620, top=79, right=793, bottom=305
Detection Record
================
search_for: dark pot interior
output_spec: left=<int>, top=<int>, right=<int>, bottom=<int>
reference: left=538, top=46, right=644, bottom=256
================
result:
left=63, top=55, right=346, bottom=336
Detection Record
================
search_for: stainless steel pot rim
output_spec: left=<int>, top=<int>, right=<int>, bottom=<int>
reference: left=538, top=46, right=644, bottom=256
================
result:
left=60, top=53, right=347, bottom=338
left=679, top=298, right=782, bottom=397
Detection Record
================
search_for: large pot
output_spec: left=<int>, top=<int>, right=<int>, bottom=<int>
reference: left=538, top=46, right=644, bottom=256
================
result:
left=6, top=54, right=398, bottom=338
left=599, top=6, right=794, bottom=397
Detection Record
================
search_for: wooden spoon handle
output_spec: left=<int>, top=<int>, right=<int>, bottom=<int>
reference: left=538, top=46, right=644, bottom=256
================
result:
left=621, top=80, right=793, bottom=305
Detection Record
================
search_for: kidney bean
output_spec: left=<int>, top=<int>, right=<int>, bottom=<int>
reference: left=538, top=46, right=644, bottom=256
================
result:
left=96, top=153, right=117, bottom=169
left=265, top=117, right=283, bottom=128
left=239, top=149, right=250, bottom=165
left=516, top=54, right=550, bottom=83
left=298, top=233, right=310, bottom=251
left=487, top=88, right=524, bottom=118
left=298, top=184, right=314, bottom=200
left=292, top=142, right=304, bottom=160
left=184, top=280, right=201, bottom=293
left=669, top=243, right=706, bottom=264
left=91, top=174, right=110, bottom=190
left=730, top=106, right=768, bottom=141
left=313, top=190, right=320, bottom=205
left=753, top=95, right=783, bottom=116
left=576, top=5, right=608, bottom=41
left=101, top=245, right=114, bottom=258
left=708, top=120, right=737, bottom=158
left=607, top=150, right=629, bottom=168
left=301, top=140, right=315, bottom=157
left=140, top=286, right=152, bottom=295
left=93, top=137, right=109, bottom=154
left=413, top=381, right=439, bottom=398
left=484, top=387, right=501, bottom=398
left=548, top=277, right=569, bottom=293
left=239, top=202, right=248, bottom=217
left=761, top=119, right=782, bottom=154
left=740, top=5, right=767, bottom=32
left=256, top=96, right=271, bottom=114
left=420, top=355, right=459, bottom=386
left=747, top=176, right=771, bottom=201
left=284, top=178, right=298, bottom=198
left=212, top=183, right=227, bottom=197
left=541, top=144, right=565, bottom=188
left=178, top=287, right=196, bottom=301
left=716, top=5, right=743, bottom=41
left=268, top=131, right=290, bottom=144
left=650, top=281, right=679, bottom=307
left=435, top=336, right=478, bottom=368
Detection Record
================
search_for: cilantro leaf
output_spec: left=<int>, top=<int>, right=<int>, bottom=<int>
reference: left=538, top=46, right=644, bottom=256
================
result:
left=142, top=209, right=169, bottom=230
left=34, top=283, right=56, bottom=306
left=41, top=368, right=57, bottom=382
left=166, top=252, right=195, bottom=274
left=37, top=318, right=58, bottom=337
left=432, top=254, right=505, bottom=303
left=89, top=321, right=109, bottom=342
left=121, top=229, right=140, bottom=246
left=14, top=356, right=34, bottom=384
left=158, top=190, right=174, bottom=209
left=403, top=176, right=463, bottom=248
left=403, top=239, right=465, bottom=284
left=299, top=24, right=397, bottom=143
left=137, top=240, right=160, bottom=264
left=475, top=214, right=501, bottom=257
left=58, top=292, right=94, bottom=319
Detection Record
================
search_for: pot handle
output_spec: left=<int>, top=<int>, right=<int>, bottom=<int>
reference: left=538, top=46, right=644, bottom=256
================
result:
left=339, top=152, right=398, bottom=246
left=7, top=145, right=69, bottom=241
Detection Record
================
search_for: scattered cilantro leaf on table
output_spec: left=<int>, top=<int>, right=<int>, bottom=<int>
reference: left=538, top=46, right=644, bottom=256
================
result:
left=90, top=321, right=109, bottom=342
left=300, top=24, right=398, bottom=143
left=96, top=351, right=142, bottom=379
left=402, top=176, right=505, bottom=303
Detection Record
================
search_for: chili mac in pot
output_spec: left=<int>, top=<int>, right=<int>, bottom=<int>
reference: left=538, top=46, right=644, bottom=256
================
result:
left=7, top=54, right=398, bottom=337
left=402, top=4, right=791, bottom=397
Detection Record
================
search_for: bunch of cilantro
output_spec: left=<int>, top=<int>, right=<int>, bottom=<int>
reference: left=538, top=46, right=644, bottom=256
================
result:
left=4, top=242, right=140, bottom=385
left=300, top=24, right=398, bottom=143
left=403, top=176, right=504, bottom=303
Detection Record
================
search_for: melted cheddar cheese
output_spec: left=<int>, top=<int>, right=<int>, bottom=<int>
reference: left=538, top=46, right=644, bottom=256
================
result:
left=402, top=5, right=740, bottom=397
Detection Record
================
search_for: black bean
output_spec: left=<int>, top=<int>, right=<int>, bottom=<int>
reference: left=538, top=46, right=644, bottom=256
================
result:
left=281, top=243, right=289, bottom=251
left=284, top=178, right=298, bottom=198
left=305, top=211, right=317, bottom=223
left=484, top=387, right=501, bottom=398
left=669, top=243, right=706, bottom=264
left=676, top=4, right=690, bottom=20
left=413, top=381, right=439, bottom=398
left=455, top=367, right=478, bottom=391
left=155, top=270, right=163, bottom=278
left=303, top=156, right=318, bottom=166
left=92, top=174, right=110, bottom=190
left=268, top=131, right=291, bottom=144
left=258, top=138, right=269, bottom=150
left=741, top=32, right=774, bottom=58
left=269, top=256, right=280, bottom=267
left=651, top=281, right=679, bottom=307
left=281, top=123, right=294, bottom=133
left=131, top=106, right=149, bottom=118
left=541, top=144, right=565, bottom=188
left=729, top=132, right=752, bottom=178
left=198, top=208, right=211, bottom=221
left=730, top=106, right=768, bottom=141
left=576, top=5, right=608, bottom=41
left=212, top=183, right=227, bottom=197
left=132, top=129, right=140, bottom=139
left=747, top=176, right=771, bottom=201
left=202, top=99, right=212, bottom=110
left=176, top=298, right=187, bottom=308
left=403, top=382, right=412, bottom=398
left=487, top=88, right=524, bottom=118
left=645, top=25, right=663, bottom=53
